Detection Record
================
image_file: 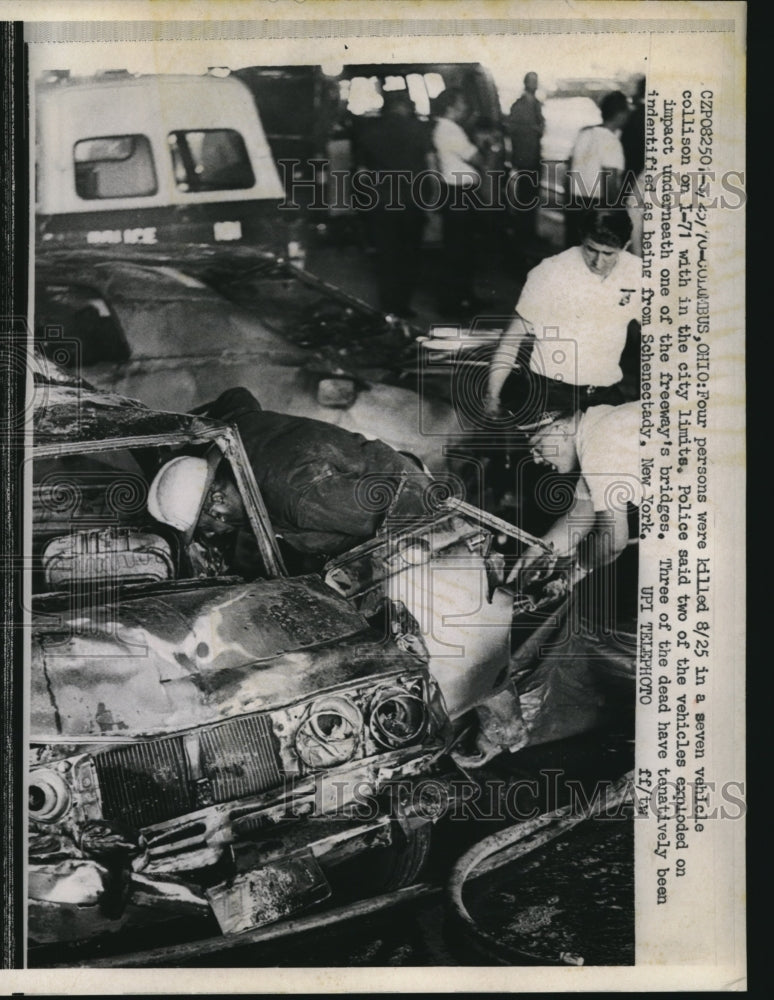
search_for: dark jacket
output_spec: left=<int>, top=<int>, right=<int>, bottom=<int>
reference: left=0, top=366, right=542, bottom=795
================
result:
left=205, top=387, right=433, bottom=555
left=507, top=92, right=544, bottom=170
left=357, top=111, right=432, bottom=209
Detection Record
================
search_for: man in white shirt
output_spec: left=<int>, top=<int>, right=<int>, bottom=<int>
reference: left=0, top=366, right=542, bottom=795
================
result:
left=484, top=208, right=641, bottom=420
left=566, top=90, right=630, bottom=246
left=454, top=400, right=642, bottom=767
left=432, top=87, right=484, bottom=315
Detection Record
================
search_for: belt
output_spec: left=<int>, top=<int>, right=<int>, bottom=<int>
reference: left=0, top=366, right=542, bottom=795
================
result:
left=539, top=376, right=603, bottom=395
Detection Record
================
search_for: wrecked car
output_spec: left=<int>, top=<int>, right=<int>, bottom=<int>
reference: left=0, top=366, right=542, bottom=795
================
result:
left=34, top=245, right=463, bottom=475
left=28, top=364, right=583, bottom=955
left=28, top=368, right=459, bottom=948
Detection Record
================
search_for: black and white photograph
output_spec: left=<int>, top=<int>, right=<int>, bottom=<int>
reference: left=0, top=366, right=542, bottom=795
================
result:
left=1, top=1, right=745, bottom=991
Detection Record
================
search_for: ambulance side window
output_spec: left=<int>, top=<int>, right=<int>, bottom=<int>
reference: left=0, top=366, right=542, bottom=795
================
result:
left=168, top=129, right=255, bottom=192
left=74, top=135, right=158, bottom=200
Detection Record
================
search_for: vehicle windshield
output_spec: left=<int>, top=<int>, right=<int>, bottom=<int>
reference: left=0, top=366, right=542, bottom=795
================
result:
left=32, top=439, right=271, bottom=598
left=190, top=260, right=416, bottom=375
left=34, top=262, right=308, bottom=364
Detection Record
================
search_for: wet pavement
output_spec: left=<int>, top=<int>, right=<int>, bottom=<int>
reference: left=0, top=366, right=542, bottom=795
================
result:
left=304, top=212, right=560, bottom=335
left=467, top=815, right=633, bottom=966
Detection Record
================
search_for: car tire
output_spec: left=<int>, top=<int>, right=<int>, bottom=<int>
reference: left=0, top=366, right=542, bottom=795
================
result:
left=367, top=822, right=434, bottom=892
left=327, top=821, right=433, bottom=901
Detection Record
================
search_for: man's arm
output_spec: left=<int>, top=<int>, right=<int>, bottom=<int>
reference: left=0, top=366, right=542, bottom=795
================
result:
left=602, top=132, right=627, bottom=202
left=466, top=146, right=485, bottom=171
left=484, top=314, right=532, bottom=415
left=507, top=487, right=595, bottom=585
left=437, top=120, right=485, bottom=176
left=507, top=483, right=630, bottom=587
left=536, top=101, right=546, bottom=135
left=577, top=506, right=630, bottom=571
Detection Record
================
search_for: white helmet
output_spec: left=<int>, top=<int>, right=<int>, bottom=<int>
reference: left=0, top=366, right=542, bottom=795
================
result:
left=147, top=455, right=216, bottom=542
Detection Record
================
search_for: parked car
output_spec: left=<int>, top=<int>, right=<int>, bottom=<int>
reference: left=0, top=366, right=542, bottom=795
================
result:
left=33, top=246, right=465, bottom=474
left=28, top=361, right=466, bottom=949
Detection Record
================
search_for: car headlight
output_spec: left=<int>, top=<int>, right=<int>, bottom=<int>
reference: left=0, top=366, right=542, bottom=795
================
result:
left=295, top=695, right=363, bottom=769
left=396, top=536, right=432, bottom=565
left=29, top=768, right=72, bottom=823
left=287, top=240, right=307, bottom=268
left=369, top=686, right=428, bottom=750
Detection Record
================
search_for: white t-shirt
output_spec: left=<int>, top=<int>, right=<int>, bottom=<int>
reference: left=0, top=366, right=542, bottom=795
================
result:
left=433, top=117, right=479, bottom=188
left=576, top=402, right=643, bottom=511
left=515, top=246, right=642, bottom=387
left=568, top=125, right=625, bottom=201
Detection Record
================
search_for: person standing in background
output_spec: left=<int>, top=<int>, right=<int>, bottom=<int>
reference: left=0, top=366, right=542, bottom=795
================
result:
left=432, top=87, right=485, bottom=316
left=506, top=71, right=545, bottom=238
left=357, top=91, right=433, bottom=318
left=565, top=90, right=630, bottom=247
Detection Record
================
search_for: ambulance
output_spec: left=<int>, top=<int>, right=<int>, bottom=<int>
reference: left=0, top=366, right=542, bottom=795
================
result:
left=35, top=71, right=300, bottom=257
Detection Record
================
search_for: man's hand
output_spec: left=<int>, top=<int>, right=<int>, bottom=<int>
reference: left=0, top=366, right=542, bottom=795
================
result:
left=506, top=543, right=557, bottom=587
left=186, top=539, right=229, bottom=578
left=483, top=363, right=523, bottom=419
left=482, top=394, right=503, bottom=419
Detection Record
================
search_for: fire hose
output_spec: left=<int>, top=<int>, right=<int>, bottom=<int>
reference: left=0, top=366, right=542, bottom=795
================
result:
left=445, top=770, right=634, bottom=966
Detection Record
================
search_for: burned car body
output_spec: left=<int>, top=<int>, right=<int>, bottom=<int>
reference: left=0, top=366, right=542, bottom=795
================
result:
left=34, top=246, right=463, bottom=475
left=28, top=370, right=452, bottom=947
left=28, top=366, right=591, bottom=956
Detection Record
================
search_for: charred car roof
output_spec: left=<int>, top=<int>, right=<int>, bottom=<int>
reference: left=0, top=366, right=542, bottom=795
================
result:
left=32, top=374, right=221, bottom=451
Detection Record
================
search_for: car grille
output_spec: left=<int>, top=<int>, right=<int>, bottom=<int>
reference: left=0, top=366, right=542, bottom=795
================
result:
left=94, top=714, right=282, bottom=829
left=199, top=716, right=282, bottom=805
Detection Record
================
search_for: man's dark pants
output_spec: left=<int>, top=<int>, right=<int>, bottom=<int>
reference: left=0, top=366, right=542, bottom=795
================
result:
left=372, top=204, right=426, bottom=315
left=438, top=182, right=478, bottom=312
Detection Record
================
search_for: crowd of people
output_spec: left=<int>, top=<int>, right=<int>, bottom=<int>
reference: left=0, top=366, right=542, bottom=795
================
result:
left=349, top=71, right=644, bottom=320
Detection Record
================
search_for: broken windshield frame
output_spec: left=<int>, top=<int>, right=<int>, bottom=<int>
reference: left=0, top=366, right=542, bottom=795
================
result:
left=31, top=422, right=286, bottom=601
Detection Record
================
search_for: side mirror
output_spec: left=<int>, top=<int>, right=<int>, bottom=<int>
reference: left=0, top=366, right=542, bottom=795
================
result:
left=317, top=376, right=357, bottom=409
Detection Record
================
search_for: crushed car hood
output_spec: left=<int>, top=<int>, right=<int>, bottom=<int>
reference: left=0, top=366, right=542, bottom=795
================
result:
left=32, top=574, right=421, bottom=739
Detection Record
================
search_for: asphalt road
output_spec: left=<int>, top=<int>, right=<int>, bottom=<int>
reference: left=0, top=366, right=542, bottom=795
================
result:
left=304, top=211, right=559, bottom=334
